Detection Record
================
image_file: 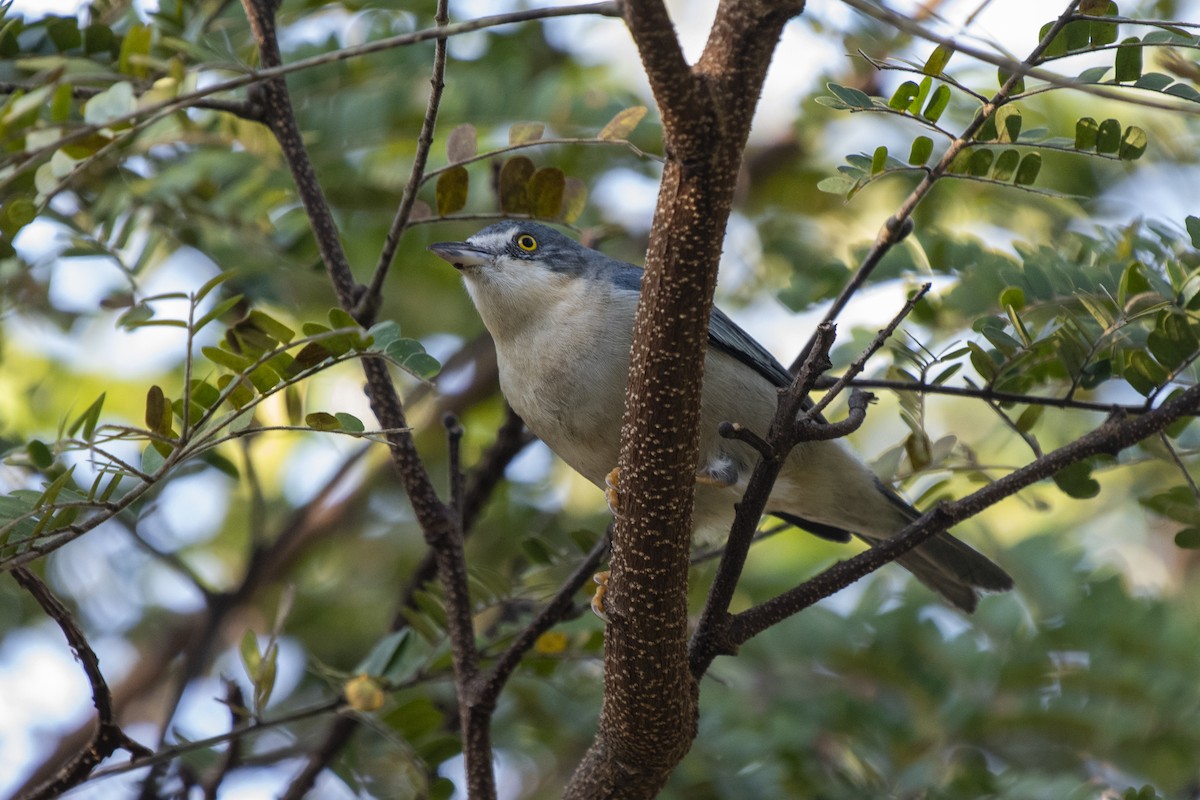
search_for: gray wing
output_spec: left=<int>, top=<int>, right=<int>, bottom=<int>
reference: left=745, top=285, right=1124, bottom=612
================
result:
left=707, top=307, right=794, bottom=388
left=612, top=261, right=804, bottom=399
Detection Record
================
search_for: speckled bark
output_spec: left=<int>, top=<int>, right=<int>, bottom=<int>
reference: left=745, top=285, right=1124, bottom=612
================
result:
left=564, top=1, right=805, bottom=797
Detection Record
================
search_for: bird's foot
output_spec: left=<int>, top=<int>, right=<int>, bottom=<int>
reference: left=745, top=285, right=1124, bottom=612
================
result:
left=695, top=453, right=739, bottom=489
left=590, top=570, right=610, bottom=622
left=604, top=467, right=620, bottom=516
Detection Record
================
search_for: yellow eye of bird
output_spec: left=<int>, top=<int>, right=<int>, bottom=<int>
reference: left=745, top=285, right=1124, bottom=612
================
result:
left=516, top=234, right=538, bottom=252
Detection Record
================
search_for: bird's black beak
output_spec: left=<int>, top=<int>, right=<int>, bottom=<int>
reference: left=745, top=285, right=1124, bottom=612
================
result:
left=428, top=241, right=491, bottom=270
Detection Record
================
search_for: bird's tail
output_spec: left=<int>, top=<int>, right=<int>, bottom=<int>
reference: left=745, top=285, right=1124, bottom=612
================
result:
left=884, top=531, right=1013, bottom=613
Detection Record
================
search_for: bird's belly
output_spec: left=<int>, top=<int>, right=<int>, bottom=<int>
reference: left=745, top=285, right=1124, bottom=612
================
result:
left=496, top=344, right=624, bottom=487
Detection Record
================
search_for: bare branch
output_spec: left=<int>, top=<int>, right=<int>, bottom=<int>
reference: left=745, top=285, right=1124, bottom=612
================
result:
left=791, top=1, right=1084, bottom=371
left=12, top=568, right=151, bottom=800
left=728, top=381, right=1200, bottom=644
left=359, top=0, right=452, bottom=323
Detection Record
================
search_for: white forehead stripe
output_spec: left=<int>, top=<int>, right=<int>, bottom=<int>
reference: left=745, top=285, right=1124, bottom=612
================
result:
left=467, top=227, right=519, bottom=251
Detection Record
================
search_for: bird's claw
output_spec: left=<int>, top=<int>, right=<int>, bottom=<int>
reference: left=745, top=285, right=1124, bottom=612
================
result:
left=590, top=570, right=610, bottom=622
left=604, top=467, right=620, bottom=516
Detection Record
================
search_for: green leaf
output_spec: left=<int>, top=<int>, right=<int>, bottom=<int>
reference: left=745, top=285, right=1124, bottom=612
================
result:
left=306, top=412, right=340, bottom=431
left=1115, top=37, right=1142, bottom=82
left=248, top=310, right=295, bottom=344
left=67, top=393, right=106, bottom=440
left=908, top=136, right=933, bottom=165
left=1175, top=528, right=1200, bottom=548
left=997, top=66, right=1025, bottom=94
left=118, top=24, right=152, bottom=78
left=1097, top=118, right=1122, bottom=153
left=1015, top=404, right=1044, bottom=433
left=195, top=272, right=235, bottom=304
left=1075, top=117, right=1099, bottom=150
left=27, top=440, right=54, bottom=470
left=870, top=146, right=887, bottom=176
left=967, top=342, right=997, bottom=380
left=817, top=176, right=857, bottom=195
left=145, top=385, right=168, bottom=433
left=1186, top=215, right=1200, bottom=249
left=908, top=76, right=932, bottom=114
left=996, top=106, right=1022, bottom=143
left=47, top=17, right=82, bottom=51
left=922, top=85, right=951, bottom=123
left=1039, top=22, right=1067, bottom=58
left=1164, top=83, right=1200, bottom=102
left=1133, top=72, right=1173, bottom=91
left=598, top=105, right=647, bottom=140
left=498, top=157, right=535, bottom=214
left=356, top=630, right=413, bottom=679
left=435, top=166, right=469, bottom=216
left=991, top=149, right=1020, bottom=182
left=1140, top=486, right=1200, bottom=526
left=826, top=82, right=873, bottom=109
left=1127, top=351, right=1168, bottom=394
left=1118, top=126, right=1147, bottom=160
left=1063, top=19, right=1090, bottom=51
left=922, top=44, right=954, bottom=76
left=193, top=294, right=244, bottom=333
left=508, top=121, right=545, bottom=145
left=967, top=149, right=994, bottom=177
left=999, top=286, right=1026, bottom=310
left=203, top=345, right=252, bottom=372
left=334, top=413, right=365, bottom=433
left=529, top=167, right=565, bottom=218
left=1014, top=153, right=1042, bottom=186
left=446, top=123, right=476, bottom=163
left=889, top=81, right=921, bottom=110
left=1053, top=461, right=1101, bottom=499
left=1146, top=313, right=1198, bottom=371
left=560, top=177, right=587, bottom=223
left=1090, top=12, right=1119, bottom=46
left=240, top=629, right=261, bottom=677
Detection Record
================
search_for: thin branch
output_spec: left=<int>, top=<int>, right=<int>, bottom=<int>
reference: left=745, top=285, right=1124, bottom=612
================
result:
left=838, top=0, right=1200, bottom=114
left=12, top=568, right=151, bottom=800
left=471, top=532, right=611, bottom=709
left=793, top=1, right=1084, bottom=371
left=0, top=4, right=621, bottom=187
left=1159, top=431, right=1200, bottom=500
left=725, top=380, right=1200, bottom=646
left=360, top=0, right=451, bottom=324
left=808, top=283, right=931, bottom=420
left=839, top=376, right=1161, bottom=414
left=689, top=322, right=839, bottom=676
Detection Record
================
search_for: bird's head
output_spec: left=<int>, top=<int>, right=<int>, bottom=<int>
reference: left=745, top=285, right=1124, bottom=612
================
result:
left=429, top=222, right=637, bottom=337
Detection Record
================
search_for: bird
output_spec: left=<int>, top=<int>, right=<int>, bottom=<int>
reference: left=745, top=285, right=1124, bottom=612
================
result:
left=428, top=222, right=1013, bottom=612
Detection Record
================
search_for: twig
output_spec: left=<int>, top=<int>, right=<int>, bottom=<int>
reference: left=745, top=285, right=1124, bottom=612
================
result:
left=471, top=532, right=611, bottom=709
left=838, top=376, right=1152, bottom=414
left=689, top=323, right=839, bottom=675
left=791, top=1, right=1085, bottom=371
left=808, top=283, right=931, bottom=420
left=200, top=680, right=249, bottom=800
left=11, top=568, right=151, bottom=800
left=359, top=0, right=451, bottom=324
left=724, top=381, right=1200, bottom=646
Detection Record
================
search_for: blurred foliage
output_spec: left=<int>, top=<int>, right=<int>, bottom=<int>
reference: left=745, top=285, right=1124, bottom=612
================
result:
left=2, top=0, right=1200, bottom=797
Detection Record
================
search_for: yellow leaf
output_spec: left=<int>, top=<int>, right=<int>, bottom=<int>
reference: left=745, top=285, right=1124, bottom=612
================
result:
left=435, top=165, right=469, bottom=216
left=344, top=674, right=386, bottom=712
left=508, top=121, right=545, bottom=145
left=598, top=106, right=647, bottom=140
left=534, top=631, right=569, bottom=655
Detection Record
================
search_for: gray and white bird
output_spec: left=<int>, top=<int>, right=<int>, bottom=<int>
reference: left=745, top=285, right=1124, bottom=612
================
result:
left=429, top=222, right=1012, bottom=612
